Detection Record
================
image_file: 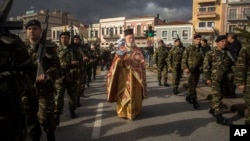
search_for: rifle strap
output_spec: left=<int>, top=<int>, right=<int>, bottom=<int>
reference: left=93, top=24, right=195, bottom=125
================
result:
left=226, top=51, right=235, bottom=63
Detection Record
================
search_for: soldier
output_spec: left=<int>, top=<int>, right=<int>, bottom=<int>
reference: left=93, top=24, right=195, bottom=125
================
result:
left=226, top=33, right=242, bottom=98
left=0, top=28, right=36, bottom=141
left=72, top=35, right=87, bottom=107
left=168, top=39, right=185, bottom=94
left=54, top=31, right=78, bottom=125
left=203, top=35, right=233, bottom=125
left=82, top=43, right=92, bottom=87
left=181, top=34, right=203, bottom=109
left=234, top=44, right=250, bottom=125
left=25, top=19, right=60, bottom=141
left=154, top=40, right=169, bottom=86
left=200, top=39, right=211, bottom=83
left=90, top=43, right=101, bottom=80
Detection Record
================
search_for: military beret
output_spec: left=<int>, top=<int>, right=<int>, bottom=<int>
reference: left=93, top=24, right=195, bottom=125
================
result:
left=174, top=38, right=180, bottom=42
left=73, top=35, right=80, bottom=39
left=124, top=29, right=134, bottom=36
left=193, top=34, right=201, bottom=39
left=59, top=31, right=70, bottom=37
left=25, top=19, right=41, bottom=29
left=215, top=35, right=227, bottom=42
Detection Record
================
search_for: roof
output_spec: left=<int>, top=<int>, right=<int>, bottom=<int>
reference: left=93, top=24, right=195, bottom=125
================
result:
left=157, top=20, right=192, bottom=26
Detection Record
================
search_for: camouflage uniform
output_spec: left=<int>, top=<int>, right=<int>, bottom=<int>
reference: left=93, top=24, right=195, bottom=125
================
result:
left=234, top=45, right=250, bottom=125
left=181, top=44, right=203, bottom=108
left=55, top=44, right=78, bottom=118
left=90, top=46, right=101, bottom=80
left=154, top=44, right=169, bottom=86
left=203, top=47, right=233, bottom=116
left=70, top=44, right=86, bottom=106
left=168, top=45, right=185, bottom=93
left=0, top=31, right=35, bottom=141
left=25, top=41, right=60, bottom=140
left=82, top=44, right=92, bottom=87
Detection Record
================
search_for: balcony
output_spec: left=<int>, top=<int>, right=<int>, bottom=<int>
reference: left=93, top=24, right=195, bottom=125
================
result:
left=228, top=0, right=250, bottom=5
left=227, top=14, right=250, bottom=21
left=196, top=27, right=214, bottom=33
left=103, top=34, right=120, bottom=39
left=197, top=6, right=217, bottom=18
left=198, top=0, right=217, bottom=3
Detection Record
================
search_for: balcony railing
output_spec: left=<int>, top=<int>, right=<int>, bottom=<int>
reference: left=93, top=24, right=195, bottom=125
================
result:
left=103, top=34, right=120, bottom=38
left=196, top=27, right=214, bottom=32
left=198, top=0, right=217, bottom=3
left=227, top=14, right=250, bottom=20
left=228, top=0, right=250, bottom=4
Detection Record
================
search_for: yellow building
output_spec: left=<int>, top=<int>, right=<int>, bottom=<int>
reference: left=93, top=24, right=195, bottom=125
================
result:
left=192, top=0, right=226, bottom=44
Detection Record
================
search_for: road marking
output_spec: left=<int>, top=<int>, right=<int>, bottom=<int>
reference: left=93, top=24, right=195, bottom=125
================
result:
left=91, top=102, right=104, bottom=139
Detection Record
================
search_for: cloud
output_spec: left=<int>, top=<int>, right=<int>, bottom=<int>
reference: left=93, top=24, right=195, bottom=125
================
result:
left=8, top=0, right=192, bottom=23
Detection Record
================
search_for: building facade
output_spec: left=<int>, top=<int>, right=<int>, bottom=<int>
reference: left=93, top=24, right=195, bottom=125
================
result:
left=155, top=21, right=193, bottom=47
left=99, top=17, right=126, bottom=48
left=225, top=0, right=250, bottom=33
left=192, top=0, right=226, bottom=44
left=21, top=9, right=80, bottom=40
left=88, top=23, right=101, bottom=45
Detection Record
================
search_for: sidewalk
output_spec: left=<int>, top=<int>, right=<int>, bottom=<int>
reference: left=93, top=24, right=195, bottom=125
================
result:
left=147, top=65, right=247, bottom=117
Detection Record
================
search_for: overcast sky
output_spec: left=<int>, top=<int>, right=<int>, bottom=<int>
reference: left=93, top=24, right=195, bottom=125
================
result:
left=9, top=0, right=192, bottom=24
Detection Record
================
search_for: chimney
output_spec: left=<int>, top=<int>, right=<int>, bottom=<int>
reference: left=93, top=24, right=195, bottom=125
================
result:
left=156, top=13, right=159, bottom=25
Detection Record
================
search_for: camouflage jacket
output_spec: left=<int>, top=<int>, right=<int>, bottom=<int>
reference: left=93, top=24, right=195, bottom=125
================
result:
left=203, top=47, right=233, bottom=82
left=154, top=46, right=169, bottom=65
left=168, top=46, right=185, bottom=68
left=0, top=32, right=36, bottom=94
left=234, top=45, right=250, bottom=86
left=26, top=41, right=61, bottom=82
left=181, top=45, right=203, bottom=72
left=57, top=45, right=79, bottom=81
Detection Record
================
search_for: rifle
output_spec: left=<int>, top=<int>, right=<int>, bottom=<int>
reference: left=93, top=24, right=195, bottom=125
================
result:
left=0, top=0, right=23, bottom=32
left=36, top=10, right=49, bottom=78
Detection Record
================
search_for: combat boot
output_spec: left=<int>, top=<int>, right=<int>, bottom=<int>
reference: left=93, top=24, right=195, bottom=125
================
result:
left=70, top=110, right=76, bottom=119
left=77, top=96, right=80, bottom=107
left=173, top=87, right=179, bottom=95
left=164, top=83, right=170, bottom=87
left=185, top=96, right=193, bottom=104
left=47, top=132, right=55, bottom=141
left=192, top=99, right=200, bottom=109
left=216, top=114, right=228, bottom=125
left=54, top=112, right=60, bottom=126
left=158, top=81, right=162, bottom=86
left=209, top=108, right=215, bottom=117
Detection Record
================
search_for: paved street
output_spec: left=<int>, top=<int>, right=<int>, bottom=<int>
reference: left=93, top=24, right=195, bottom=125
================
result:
left=42, top=70, right=245, bottom=141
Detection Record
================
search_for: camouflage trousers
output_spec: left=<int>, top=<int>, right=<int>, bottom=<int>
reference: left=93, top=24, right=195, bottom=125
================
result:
left=171, top=66, right=182, bottom=88
left=92, top=62, right=98, bottom=79
left=76, top=70, right=86, bottom=97
left=157, top=64, right=168, bottom=83
left=210, top=81, right=227, bottom=115
left=244, top=85, right=250, bottom=124
left=187, top=71, right=200, bottom=100
left=55, top=78, right=77, bottom=114
left=22, top=87, right=56, bottom=140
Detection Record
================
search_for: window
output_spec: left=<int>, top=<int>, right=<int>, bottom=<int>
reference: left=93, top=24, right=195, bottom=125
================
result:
left=120, top=27, right=123, bottom=34
left=229, top=9, right=237, bottom=19
left=137, top=25, right=141, bottom=36
left=106, top=28, right=109, bottom=35
left=115, top=27, right=117, bottom=35
left=207, top=22, right=215, bottom=27
left=244, top=8, right=250, bottom=18
left=110, top=28, right=113, bottom=37
left=102, top=28, right=104, bottom=35
left=127, top=26, right=131, bottom=29
left=52, top=31, right=55, bottom=40
left=172, top=30, right=178, bottom=40
left=199, top=22, right=206, bottom=27
left=95, top=31, right=98, bottom=37
left=182, top=30, right=188, bottom=40
left=162, top=31, right=168, bottom=38
left=229, top=25, right=236, bottom=32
